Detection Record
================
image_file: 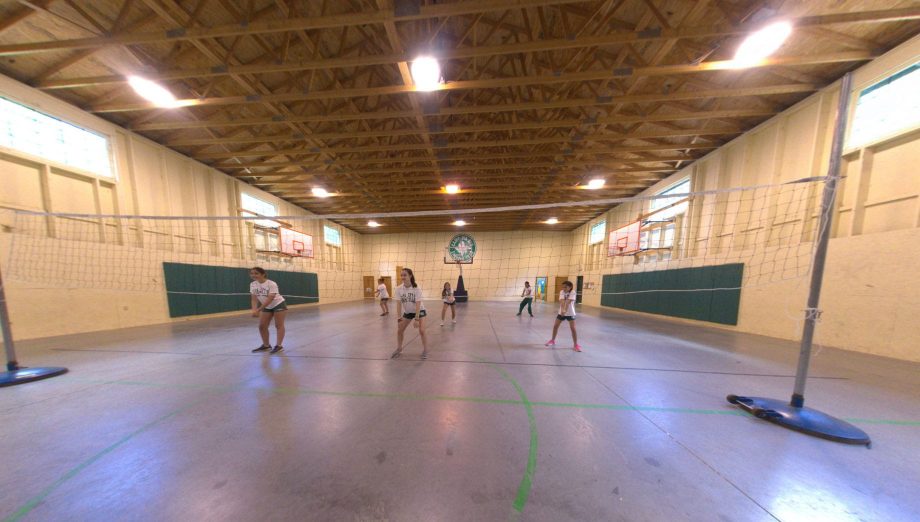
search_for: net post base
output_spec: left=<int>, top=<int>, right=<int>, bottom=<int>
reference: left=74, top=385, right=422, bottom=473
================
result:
left=727, top=395, right=870, bottom=447
left=0, top=367, right=68, bottom=387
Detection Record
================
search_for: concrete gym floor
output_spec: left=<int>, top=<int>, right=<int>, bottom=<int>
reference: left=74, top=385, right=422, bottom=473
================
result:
left=1, top=300, right=918, bottom=522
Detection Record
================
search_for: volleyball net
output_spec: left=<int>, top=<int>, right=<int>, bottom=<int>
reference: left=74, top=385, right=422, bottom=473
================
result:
left=2, top=177, right=824, bottom=313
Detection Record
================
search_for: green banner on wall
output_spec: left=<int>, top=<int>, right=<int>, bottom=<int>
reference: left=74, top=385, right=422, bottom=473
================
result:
left=163, top=262, right=318, bottom=318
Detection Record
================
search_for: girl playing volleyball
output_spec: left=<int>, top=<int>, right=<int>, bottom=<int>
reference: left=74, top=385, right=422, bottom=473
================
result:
left=392, top=268, right=430, bottom=360
left=441, top=282, right=457, bottom=326
left=249, top=267, right=287, bottom=354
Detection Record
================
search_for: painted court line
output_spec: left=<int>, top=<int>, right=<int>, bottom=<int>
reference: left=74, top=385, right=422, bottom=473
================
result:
left=49, top=348, right=849, bottom=380
left=2, top=376, right=262, bottom=522
left=68, top=377, right=920, bottom=426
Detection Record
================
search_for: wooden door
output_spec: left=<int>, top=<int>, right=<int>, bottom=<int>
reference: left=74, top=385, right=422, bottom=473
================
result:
left=382, top=276, right=393, bottom=297
left=363, top=276, right=376, bottom=298
left=395, top=266, right=403, bottom=287
left=553, top=276, right=568, bottom=301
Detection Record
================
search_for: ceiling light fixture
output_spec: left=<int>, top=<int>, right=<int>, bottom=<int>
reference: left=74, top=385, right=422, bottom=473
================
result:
left=444, top=184, right=460, bottom=194
left=127, top=76, right=180, bottom=108
left=732, top=21, right=793, bottom=68
left=311, top=187, right=330, bottom=198
left=453, top=219, right=466, bottom=226
left=545, top=217, right=559, bottom=225
left=586, top=178, right=605, bottom=189
left=410, top=56, right=443, bottom=92
left=368, top=221, right=381, bottom=227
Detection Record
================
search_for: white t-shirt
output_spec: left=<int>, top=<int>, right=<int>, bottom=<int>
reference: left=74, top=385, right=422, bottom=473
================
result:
left=251, top=279, right=285, bottom=309
left=523, top=286, right=533, bottom=298
left=377, top=284, right=389, bottom=299
left=396, top=284, right=425, bottom=314
left=443, top=290, right=455, bottom=303
left=559, top=289, right=577, bottom=317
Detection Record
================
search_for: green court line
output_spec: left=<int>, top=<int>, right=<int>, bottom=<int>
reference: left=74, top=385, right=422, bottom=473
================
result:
left=470, top=357, right=539, bottom=516
left=8, top=379, right=920, bottom=522
left=69, top=377, right=920, bottom=426
left=3, top=377, right=260, bottom=522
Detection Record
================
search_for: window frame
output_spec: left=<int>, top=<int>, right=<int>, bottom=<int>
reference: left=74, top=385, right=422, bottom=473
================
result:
left=0, top=96, right=116, bottom=180
left=589, top=220, right=607, bottom=245
left=240, top=193, right=280, bottom=228
left=846, top=61, right=920, bottom=151
left=324, top=224, right=342, bottom=247
left=638, top=178, right=690, bottom=262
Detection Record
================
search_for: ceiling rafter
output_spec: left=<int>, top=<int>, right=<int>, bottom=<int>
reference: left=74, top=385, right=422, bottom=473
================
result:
left=2, top=1, right=918, bottom=231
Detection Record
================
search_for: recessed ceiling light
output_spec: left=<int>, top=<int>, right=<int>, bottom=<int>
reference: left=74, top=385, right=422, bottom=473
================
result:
left=732, top=21, right=793, bottom=68
left=367, top=220, right=381, bottom=227
left=545, top=217, right=559, bottom=225
left=311, top=187, right=330, bottom=198
left=444, top=184, right=460, bottom=194
left=586, top=178, right=605, bottom=189
left=127, top=76, right=180, bottom=108
left=453, top=219, right=466, bottom=226
left=410, top=56, right=442, bottom=92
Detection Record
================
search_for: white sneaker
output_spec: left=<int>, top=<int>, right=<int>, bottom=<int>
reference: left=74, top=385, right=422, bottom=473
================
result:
left=440, top=322, right=444, bottom=326
left=452, top=319, right=456, bottom=324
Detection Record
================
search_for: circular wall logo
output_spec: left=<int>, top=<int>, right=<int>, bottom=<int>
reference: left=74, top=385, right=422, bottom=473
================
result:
left=447, top=233, right=477, bottom=263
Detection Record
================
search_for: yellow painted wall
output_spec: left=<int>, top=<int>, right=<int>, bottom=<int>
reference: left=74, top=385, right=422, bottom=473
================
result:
left=1, top=35, right=918, bottom=363
left=573, top=35, right=920, bottom=361
left=361, top=230, right=574, bottom=304
left=0, top=74, right=363, bottom=342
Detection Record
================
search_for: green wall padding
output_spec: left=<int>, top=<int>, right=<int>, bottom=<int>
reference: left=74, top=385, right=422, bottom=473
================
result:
left=601, top=263, right=743, bottom=325
left=163, top=262, right=318, bottom=318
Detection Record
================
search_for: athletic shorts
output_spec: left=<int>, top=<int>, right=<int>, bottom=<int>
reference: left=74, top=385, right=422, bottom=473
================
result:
left=402, top=310, right=428, bottom=320
left=443, top=301, right=455, bottom=306
left=380, top=297, right=390, bottom=302
left=262, top=302, right=288, bottom=313
left=556, top=314, right=576, bottom=321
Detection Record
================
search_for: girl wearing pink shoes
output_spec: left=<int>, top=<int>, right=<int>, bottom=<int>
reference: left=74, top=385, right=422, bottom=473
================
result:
left=546, top=280, right=581, bottom=352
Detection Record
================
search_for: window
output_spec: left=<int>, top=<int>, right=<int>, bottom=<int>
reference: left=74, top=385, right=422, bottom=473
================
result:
left=0, top=97, right=113, bottom=178
left=848, top=62, right=920, bottom=149
left=589, top=221, right=606, bottom=245
left=639, top=179, right=689, bottom=262
left=648, top=179, right=690, bottom=222
left=324, top=224, right=342, bottom=247
left=240, top=193, right=279, bottom=228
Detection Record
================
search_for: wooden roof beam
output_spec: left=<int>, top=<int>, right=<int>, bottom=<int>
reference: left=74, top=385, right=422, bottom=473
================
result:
left=93, top=49, right=847, bottom=112
left=162, top=108, right=770, bottom=146
left=0, top=0, right=589, bottom=55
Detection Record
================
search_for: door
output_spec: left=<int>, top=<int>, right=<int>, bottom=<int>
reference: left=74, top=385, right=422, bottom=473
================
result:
left=553, top=276, right=568, bottom=301
left=576, top=276, right=584, bottom=304
left=395, top=266, right=403, bottom=287
left=363, top=276, right=375, bottom=299
left=535, top=277, right=547, bottom=302
left=381, top=276, right=393, bottom=298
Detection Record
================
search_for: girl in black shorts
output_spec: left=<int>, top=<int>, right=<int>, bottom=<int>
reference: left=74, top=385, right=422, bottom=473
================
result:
left=249, top=267, right=287, bottom=354
left=392, top=268, right=430, bottom=360
left=440, top=282, right=456, bottom=326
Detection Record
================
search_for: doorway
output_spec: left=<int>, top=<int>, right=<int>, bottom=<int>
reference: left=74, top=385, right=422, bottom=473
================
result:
left=363, top=276, right=375, bottom=299
left=381, top=276, right=393, bottom=298
left=553, top=276, right=568, bottom=300
left=535, top=277, right=547, bottom=302
left=576, top=276, right=584, bottom=304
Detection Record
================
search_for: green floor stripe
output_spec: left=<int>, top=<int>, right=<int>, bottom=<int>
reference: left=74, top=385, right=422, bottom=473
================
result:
left=70, top=377, right=920, bottom=426
left=4, top=376, right=260, bottom=522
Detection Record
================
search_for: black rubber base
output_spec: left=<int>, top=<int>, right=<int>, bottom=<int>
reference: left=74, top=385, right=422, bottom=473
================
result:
left=0, top=367, right=68, bottom=387
left=727, top=395, right=871, bottom=447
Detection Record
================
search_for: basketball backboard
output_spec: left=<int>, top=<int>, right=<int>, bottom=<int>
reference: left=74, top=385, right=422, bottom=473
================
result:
left=608, top=220, right=641, bottom=256
left=280, top=227, right=314, bottom=257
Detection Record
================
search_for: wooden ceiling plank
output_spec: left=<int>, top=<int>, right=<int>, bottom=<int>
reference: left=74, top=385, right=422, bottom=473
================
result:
left=35, top=7, right=918, bottom=89
left=1, top=0, right=590, bottom=56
